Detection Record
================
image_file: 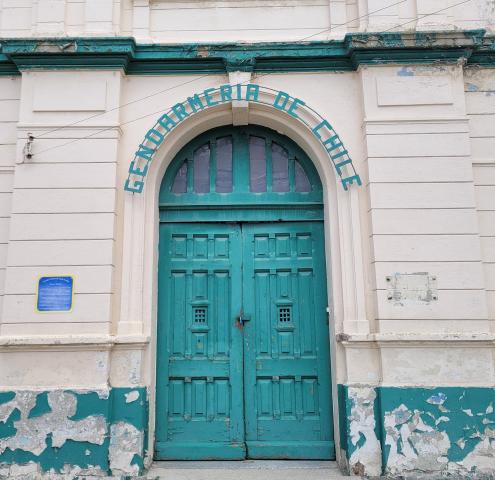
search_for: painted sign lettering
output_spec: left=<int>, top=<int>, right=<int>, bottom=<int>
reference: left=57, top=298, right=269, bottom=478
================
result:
left=125, top=84, right=361, bottom=193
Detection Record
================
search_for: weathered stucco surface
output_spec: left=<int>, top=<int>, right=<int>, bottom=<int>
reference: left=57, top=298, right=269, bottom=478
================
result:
left=0, top=388, right=148, bottom=479
left=109, top=422, right=144, bottom=477
left=0, top=391, right=107, bottom=456
left=383, top=389, right=495, bottom=478
left=341, top=386, right=495, bottom=478
left=347, top=387, right=382, bottom=477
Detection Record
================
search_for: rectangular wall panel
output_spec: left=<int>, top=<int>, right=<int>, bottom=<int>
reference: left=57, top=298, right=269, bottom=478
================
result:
left=8, top=213, right=116, bottom=241
left=7, top=239, right=114, bottom=266
left=369, top=183, right=476, bottom=209
left=372, top=235, right=482, bottom=262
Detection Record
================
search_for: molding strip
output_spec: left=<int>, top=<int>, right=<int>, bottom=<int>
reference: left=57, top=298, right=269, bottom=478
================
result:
left=0, top=30, right=493, bottom=75
left=337, top=332, right=495, bottom=348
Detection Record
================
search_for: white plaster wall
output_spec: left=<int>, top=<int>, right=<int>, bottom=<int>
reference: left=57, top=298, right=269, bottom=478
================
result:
left=360, top=65, right=489, bottom=338
left=146, top=0, right=495, bottom=41
left=339, top=63, right=495, bottom=390
left=465, top=68, right=495, bottom=324
left=0, top=0, right=493, bottom=40
left=0, top=70, right=121, bottom=338
left=148, top=0, right=333, bottom=43
left=0, top=77, right=20, bottom=334
left=0, top=346, right=111, bottom=388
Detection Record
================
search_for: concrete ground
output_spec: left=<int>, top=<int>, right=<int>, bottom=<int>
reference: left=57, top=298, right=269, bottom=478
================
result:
left=146, top=460, right=349, bottom=480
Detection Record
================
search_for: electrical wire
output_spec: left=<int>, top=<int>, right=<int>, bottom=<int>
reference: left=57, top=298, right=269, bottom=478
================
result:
left=297, top=0, right=409, bottom=41
left=31, top=0, right=411, bottom=143
left=382, top=0, right=473, bottom=32
left=35, top=74, right=211, bottom=139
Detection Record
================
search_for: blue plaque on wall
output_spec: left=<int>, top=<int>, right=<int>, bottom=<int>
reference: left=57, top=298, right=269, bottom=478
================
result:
left=37, top=276, right=74, bottom=312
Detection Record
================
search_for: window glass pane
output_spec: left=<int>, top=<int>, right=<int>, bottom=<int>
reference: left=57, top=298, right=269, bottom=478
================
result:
left=171, top=161, right=187, bottom=193
left=249, top=136, right=266, bottom=192
left=216, top=136, right=233, bottom=193
left=272, top=142, right=289, bottom=192
left=295, top=160, right=311, bottom=192
left=193, top=143, right=210, bottom=193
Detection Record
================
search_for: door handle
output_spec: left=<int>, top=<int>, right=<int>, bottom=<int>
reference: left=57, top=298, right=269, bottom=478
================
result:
left=237, top=311, right=251, bottom=326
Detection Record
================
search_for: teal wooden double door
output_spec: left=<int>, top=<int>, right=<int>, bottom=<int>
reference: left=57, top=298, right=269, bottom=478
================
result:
left=156, top=125, right=334, bottom=460
left=156, top=221, right=334, bottom=460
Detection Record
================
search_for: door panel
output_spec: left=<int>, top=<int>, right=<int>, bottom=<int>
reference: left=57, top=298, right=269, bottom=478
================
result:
left=242, top=222, right=334, bottom=459
left=155, top=223, right=245, bottom=460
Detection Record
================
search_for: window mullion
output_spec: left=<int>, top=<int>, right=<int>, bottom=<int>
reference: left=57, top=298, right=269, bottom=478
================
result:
left=266, top=139, right=273, bottom=193
left=210, top=140, right=217, bottom=193
left=186, top=153, right=193, bottom=193
left=289, top=154, right=295, bottom=192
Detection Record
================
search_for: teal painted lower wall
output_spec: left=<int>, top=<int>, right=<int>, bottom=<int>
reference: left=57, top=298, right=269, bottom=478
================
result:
left=0, top=387, right=148, bottom=479
left=3, top=384, right=493, bottom=477
left=339, top=384, right=495, bottom=478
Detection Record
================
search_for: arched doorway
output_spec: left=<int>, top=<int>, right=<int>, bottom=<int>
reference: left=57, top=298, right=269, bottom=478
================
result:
left=155, top=125, right=334, bottom=460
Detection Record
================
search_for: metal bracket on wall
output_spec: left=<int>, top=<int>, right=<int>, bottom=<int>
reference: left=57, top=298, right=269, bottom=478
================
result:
left=20, top=133, right=34, bottom=164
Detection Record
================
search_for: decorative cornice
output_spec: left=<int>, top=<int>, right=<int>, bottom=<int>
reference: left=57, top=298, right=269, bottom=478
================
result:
left=0, top=30, right=492, bottom=75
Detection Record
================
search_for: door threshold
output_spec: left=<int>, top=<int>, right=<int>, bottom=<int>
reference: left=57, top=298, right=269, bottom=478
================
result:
left=150, top=460, right=338, bottom=469
left=146, top=460, right=348, bottom=479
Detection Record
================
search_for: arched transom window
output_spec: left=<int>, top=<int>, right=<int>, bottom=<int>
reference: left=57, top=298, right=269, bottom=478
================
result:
left=160, top=126, right=322, bottom=208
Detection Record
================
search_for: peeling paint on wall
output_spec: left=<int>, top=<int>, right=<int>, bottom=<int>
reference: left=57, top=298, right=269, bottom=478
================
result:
left=0, top=391, right=106, bottom=456
left=338, top=385, right=382, bottom=477
left=339, top=385, right=495, bottom=478
left=0, top=387, right=148, bottom=479
left=125, top=390, right=140, bottom=404
left=382, top=388, right=495, bottom=477
left=384, top=403, right=451, bottom=474
left=397, top=67, right=415, bottom=76
left=347, top=387, right=382, bottom=477
left=109, top=422, right=144, bottom=477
